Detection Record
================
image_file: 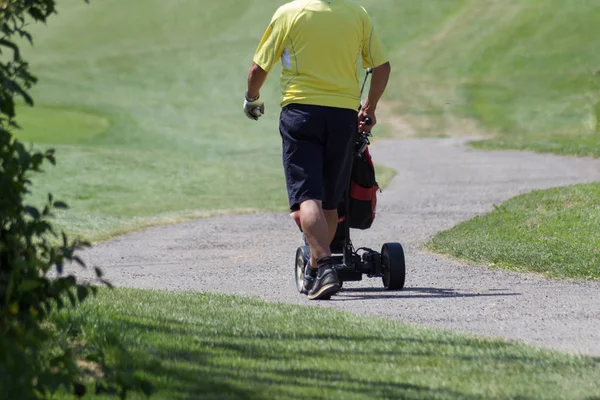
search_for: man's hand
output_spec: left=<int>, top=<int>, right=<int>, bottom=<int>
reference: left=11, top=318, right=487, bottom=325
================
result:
left=358, top=108, right=376, bottom=132
left=243, top=93, right=265, bottom=121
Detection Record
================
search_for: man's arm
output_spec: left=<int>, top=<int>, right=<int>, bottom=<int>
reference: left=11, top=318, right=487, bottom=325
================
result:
left=243, top=8, right=287, bottom=120
left=359, top=62, right=391, bottom=131
left=246, top=62, right=269, bottom=100
left=243, top=62, right=269, bottom=120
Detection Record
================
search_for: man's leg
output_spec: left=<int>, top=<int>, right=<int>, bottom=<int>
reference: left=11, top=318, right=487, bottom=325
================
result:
left=300, top=199, right=341, bottom=300
left=299, top=200, right=331, bottom=267
left=279, top=104, right=341, bottom=299
left=292, top=207, right=338, bottom=250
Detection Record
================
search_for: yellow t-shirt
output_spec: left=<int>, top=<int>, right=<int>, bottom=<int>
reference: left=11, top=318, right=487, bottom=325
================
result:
left=253, top=0, right=388, bottom=110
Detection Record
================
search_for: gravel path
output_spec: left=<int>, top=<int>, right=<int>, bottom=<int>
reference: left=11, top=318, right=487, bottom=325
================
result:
left=80, top=138, right=600, bottom=356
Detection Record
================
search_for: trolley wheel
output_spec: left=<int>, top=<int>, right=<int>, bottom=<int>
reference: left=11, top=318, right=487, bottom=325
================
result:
left=381, top=243, right=406, bottom=290
left=294, top=246, right=310, bottom=293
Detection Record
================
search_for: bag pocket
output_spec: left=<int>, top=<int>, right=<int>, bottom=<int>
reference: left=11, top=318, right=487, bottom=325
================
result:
left=348, top=181, right=378, bottom=230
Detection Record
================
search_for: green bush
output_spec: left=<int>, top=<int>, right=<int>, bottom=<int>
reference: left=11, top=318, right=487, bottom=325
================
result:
left=0, top=1, right=116, bottom=398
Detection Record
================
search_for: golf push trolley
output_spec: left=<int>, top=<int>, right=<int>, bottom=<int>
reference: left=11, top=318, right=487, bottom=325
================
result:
left=293, top=69, right=406, bottom=296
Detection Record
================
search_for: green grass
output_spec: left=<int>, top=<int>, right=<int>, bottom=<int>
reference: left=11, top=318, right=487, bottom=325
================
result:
left=53, top=288, right=600, bottom=400
left=13, top=0, right=599, bottom=241
left=427, top=183, right=600, bottom=279
left=365, top=0, right=600, bottom=157
left=16, top=105, right=110, bottom=144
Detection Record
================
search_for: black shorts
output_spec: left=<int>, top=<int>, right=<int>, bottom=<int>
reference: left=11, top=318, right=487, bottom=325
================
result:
left=279, top=103, right=358, bottom=211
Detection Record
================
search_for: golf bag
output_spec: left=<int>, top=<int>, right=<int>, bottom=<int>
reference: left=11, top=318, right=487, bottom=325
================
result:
left=330, top=141, right=379, bottom=252
left=344, top=146, right=378, bottom=229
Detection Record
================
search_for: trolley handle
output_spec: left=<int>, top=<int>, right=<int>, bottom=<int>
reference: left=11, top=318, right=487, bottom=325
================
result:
left=357, top=117, right=372, bottom=155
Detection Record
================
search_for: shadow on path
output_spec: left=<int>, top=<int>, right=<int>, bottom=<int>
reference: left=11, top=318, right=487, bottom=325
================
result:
left=335, top=286, right=520, bottom=301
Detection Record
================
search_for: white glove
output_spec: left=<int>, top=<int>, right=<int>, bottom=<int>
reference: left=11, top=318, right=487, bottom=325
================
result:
left=243, top=94, right=265, bottom=121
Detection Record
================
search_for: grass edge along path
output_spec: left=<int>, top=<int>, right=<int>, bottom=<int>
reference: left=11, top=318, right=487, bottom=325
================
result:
left=44, top=162, right=396, bottom=244
left=52, top=288, right=600, bottom=400
left=426, top=183, right=600, bottom=280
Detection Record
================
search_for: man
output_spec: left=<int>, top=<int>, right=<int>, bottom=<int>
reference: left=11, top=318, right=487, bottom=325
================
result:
left=243, top=0, right=390, bottom=300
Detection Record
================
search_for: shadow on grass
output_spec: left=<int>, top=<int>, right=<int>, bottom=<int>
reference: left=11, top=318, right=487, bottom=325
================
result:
left=115, top=326, right=493, bottom=400
left=83, top=312, right=597, bottom=400
left=119, top=314, right=580, bottom=367
left=58, top=291, right=600, bottom=400
left=158, top=364, right=490, bottom=400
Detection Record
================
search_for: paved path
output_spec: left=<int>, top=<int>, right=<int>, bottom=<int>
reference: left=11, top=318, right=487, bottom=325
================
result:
left=80, top=138, right=600, bottom=356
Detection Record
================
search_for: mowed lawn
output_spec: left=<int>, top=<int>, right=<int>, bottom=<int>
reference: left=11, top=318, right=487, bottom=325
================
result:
left=51, top=289, right=600, bottom=400
left=367, top=0, right=600, bottom=156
